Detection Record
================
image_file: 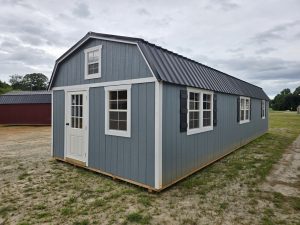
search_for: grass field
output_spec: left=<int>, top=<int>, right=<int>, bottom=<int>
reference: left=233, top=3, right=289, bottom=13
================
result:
left=0, top=111, right=299, bottom=225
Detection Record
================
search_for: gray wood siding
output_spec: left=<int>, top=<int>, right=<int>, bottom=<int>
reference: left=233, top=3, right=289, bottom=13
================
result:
left=162, top=83, right=268, bottom=186
left=52, top=90, right=65, bottom=158
left=52, top=39, right=152, bottom=87
left=88, top=83, right=155, bottom=187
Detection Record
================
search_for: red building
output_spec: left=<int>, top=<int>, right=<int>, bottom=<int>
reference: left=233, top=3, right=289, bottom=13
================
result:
left=0, top=91, right=51, bottom=125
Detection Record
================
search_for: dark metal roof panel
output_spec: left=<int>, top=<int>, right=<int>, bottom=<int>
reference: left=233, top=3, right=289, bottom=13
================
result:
left=2, top=91, right=50, bottom=96
left=138, top=41, right=269, bottom=100
left=48, top=32, right=269, bottom=100
left=0, top=91, right=51, bottom=104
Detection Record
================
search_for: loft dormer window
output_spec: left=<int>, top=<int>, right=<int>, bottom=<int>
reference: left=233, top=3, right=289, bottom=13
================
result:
left=84, top=45, right=102, bottom=79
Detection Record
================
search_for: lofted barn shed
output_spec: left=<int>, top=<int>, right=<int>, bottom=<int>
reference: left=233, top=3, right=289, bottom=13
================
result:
left=49, top=32, right=269, bottom=191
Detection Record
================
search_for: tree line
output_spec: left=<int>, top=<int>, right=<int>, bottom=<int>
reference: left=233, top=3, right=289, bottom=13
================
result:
left=0, top=73, right=48, bottom=95
left=1, top=74, right=299, bottom=111
left=270, top=86, right=300, bottom=111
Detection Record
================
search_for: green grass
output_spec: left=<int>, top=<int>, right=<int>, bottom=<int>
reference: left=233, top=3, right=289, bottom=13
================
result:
left=61, top=207, right=74, bottom=216
left=73, top=219, right=89, bottom=225
left=92, top=199, right=105, bottom=208
left=126, top=212, right=151, bottom=224
left=0, top=205, right=16, bottom=216
left=290, top=197, right=300, bottom=211
left=33, top=204, right=47, bottom=210
left=36, top=212, right=51, bottom=219
left=65, top=196, right=77, bottom=205
left=18, top=172, right=30, bottom=180
left=138, top=194, right=153, bottom=207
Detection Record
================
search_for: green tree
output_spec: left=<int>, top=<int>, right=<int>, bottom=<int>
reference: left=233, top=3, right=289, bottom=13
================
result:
left=0, top=80, right=12, bottom=94
left=280, top=88, right=291, bottom=95
left=22, top=73, right=48, bottom=90
left=293, top=86, right=300, bottom=95
left=9, top=75, right=24, bottom=90
left=9, top=73, right=49, bottom=91
left=271, top=87, right=300, bottom=111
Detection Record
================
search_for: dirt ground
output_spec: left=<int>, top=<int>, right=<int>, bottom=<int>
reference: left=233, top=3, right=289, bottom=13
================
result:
left=0, top=126, right=51, bottom=187
left=0, top=120, right=299, bottom=225
left=262, top=135, right=300, bottom=197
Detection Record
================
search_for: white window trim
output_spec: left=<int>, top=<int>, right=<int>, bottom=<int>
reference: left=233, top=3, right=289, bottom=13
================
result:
left=262, top=100, right=266, bottom=119
left=84, top=45, right=102, bottom=80
left=187, top=87, right=213, bottom=135
left=239, top=96, right=250, bottom=124
left=104, top=84, right=131, bottom=138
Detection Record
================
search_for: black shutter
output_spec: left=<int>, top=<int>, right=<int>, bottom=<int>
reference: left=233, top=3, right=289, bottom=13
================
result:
left=180, top=90, right=188, bottom=132
left=237, top=97, right=240, bottom=122
left=213, top=94, right=217, bottom=126
left=249, top=99, right=252, bottom=120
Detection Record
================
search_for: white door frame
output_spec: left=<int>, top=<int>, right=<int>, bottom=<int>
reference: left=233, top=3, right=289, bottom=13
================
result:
left=64, top=88, right=89, bottom=165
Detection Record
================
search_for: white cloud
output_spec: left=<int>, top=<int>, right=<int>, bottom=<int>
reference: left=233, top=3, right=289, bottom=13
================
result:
left=0, top=0, right=299, bottom=98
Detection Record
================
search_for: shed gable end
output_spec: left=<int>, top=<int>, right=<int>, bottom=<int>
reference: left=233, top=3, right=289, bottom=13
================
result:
left=51, top=38, right=153, bottom=88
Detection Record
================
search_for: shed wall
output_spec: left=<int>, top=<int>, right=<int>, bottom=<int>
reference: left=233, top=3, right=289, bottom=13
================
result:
left=88, top=83, right=155, bottom=187
left=162, top=83, right=268, bottom=186
left=52, top=90, right=65, bottom=159
left=52, top=39, right=152, bottom=87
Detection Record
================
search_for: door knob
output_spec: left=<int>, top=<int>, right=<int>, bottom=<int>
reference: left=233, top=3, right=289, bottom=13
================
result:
left=66, top=123, right=69, bottom=126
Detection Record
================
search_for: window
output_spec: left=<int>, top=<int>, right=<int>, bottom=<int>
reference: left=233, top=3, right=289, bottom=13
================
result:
left=262, top=100, right=266, bottom=119
left=187, top=88, right=213, bottom=135
left=105, top=85, right=131, bottom=137
left=84, top=45, right=102, bottom=79
left=240, top=96, right=250, bottom=124
left=189, top=92, right=200, bottom=129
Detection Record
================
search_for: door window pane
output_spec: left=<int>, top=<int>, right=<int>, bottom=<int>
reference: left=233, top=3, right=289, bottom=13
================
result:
left=70, top=94, right=83, bottom=129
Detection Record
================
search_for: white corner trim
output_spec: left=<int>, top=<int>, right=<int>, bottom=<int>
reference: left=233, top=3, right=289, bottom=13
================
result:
left=104, top=84, right=132, bottom=138
left=84, top=45, right=102, bottom=80
left=52, top=77, right=156, bottom=91
left=51, top=92, right=54, bottom=157
left=63, top=90, right=67, bottom=160
left=155, top=81, right=163, bottom=189
left=186, top=87, right=214, bottom=136
left=85, top=89, right=90, bottom=166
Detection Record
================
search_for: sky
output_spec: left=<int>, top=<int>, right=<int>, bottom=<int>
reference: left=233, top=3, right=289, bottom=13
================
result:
left=0, top=0, right=299, bottom=98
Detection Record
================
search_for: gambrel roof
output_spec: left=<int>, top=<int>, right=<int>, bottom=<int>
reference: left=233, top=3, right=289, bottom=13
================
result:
left=49, top=32, right=269, bottom=100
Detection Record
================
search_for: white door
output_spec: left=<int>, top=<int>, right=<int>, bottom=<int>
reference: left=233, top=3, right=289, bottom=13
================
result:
left=65, top=91, right=88, bottom=163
